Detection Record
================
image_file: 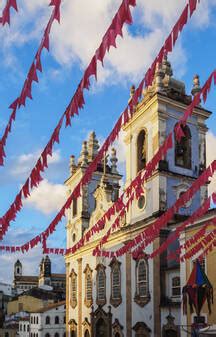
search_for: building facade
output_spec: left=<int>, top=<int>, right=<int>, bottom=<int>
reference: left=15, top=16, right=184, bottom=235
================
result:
left=65, top=58, right=215, bottom=337
left=29, top=302, right=66, bottom=337
left=13, top=257, right=65, bottom=294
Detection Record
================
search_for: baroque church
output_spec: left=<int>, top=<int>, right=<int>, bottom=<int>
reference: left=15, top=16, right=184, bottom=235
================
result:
left=65, top=57, right=216, bottom=337
left=14, top=256, right=66, bottom=294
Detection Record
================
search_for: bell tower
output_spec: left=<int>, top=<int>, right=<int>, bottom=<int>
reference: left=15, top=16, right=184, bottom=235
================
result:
left=14, top=260, right=22, bottom=277
left=65, top=132, right=122, bottom=250
left=123, top=56, right=211, bottom=226
left=39, top=255, right=51, bottom=286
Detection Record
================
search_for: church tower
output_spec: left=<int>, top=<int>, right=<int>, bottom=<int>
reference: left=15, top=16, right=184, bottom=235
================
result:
left=65, top=131, right=122, bottom=250
left=38, top=255, right=52, bottom=286
left=123, top=56, right=211, bottom=227
left=14, top=259, right=22, bottom=277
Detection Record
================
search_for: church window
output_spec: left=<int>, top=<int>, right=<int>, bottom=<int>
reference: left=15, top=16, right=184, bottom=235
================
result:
left=70, top=270, right=77, bottom=308
left=73, top=199, right=77, bottom=217
left=36, top=317, right=38, bottom=324
left=63, top=333, right=66, bottom=337
left=55, top=316, right=59, bottom=324
left=45, top=334, right=50, bottom=337
left=55, top=333, right=59, bottom=337
left=84, top=265, right=93, bottom=308
left=110, top=259, right=122, bottom=307
left=27, top=325, right=29, bottom=332
left=175, top=124, right=192, bottom=169
left=5, top=333, right=9, bottom=337
left=45, top=316, right=50, bottom=325
left=96, top=264, right=106, bottom=306
left=137, top=130, right=147, bottom=173
left=134, top=258, right=150, bottom=307
left=138, top=195, right=145, bottom=210
left=84, top=331, right=90, bottom=337
left=137, top=260, right=148, bottom=297
left=24, top=325, right=26, bottom=332
left=171, top=276, right=180, bottom=297
left=20, top=324, right=22, bottom=331
left=72, top=233, right=76, bottom=242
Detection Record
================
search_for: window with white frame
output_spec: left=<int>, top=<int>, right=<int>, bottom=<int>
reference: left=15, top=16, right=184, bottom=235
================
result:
left=96, top=264, right=106, bottom=306
left=171, top=276, right=181, bottom=297
left=137, top=259, right=148, bottom=297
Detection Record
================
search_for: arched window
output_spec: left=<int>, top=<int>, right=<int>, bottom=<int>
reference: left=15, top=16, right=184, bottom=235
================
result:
left=84, top=331, right=90, bottom=337
left=137, top=260, right=148, bottom=297
left=33, top=316, right=35, bottom=324
left=55, top=316, right=59, bottom=324
left=73, top=199, right=77, bottom=217
left=137, top=130, right=147, bottom=173
left=24, top=325, right=26, bottom=332
left=171, top=276, right=180, bottom=297
left=27, top=325, right=29, bottom=332
left=175, top=124, right=192, bottom=169
left=5, top=333, right=9, bottom=337
left=133, top=322, right=151, bottom=337
left=84, top=264, right=93, bottom=308
left=45, top=316, right=50, bottom=325
left=55, top=333, right=59, bottom=337
left=96, top=264, right=106, bottom=306
left=20, top=324, right=22, bottom=331
left=110, top=259, right=121, bottom=307
left=70, top=269, right=77, bottom=308
left=134, top=258, right=150, bottom=307
left=45, top=334, right=50, bottom=337
left=63, top=333, right=66, bottom=337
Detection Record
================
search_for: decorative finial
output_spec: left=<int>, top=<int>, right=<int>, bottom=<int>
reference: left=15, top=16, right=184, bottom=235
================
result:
left=191, top=74, right=201, bottom=96
left=78, top=141, right=88, bottom=167
left=154, top=62, right=165, bottom=93
left=69, top=155, right=77, bottom=176
left=88, top=131, right=99, bottom=162
left=162, top=54, right=173, bottom=77
left=130, top=85, right=135, bottom=97
left=110, top=148, right=118, bottom=174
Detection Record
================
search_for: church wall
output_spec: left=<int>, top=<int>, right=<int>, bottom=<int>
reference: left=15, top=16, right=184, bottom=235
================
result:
left=166, top=177, right=200, bottom=215
left=131, top=243, right=154, bottom=334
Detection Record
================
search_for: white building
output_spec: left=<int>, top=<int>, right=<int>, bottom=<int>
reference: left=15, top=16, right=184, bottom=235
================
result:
left=65, top=58, right=216, bottom=337
left=18, top=317, right=30, bottom=337
left=29, top=302, right=66, bottom=337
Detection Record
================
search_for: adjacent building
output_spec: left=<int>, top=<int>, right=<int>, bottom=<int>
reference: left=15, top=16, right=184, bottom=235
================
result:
left=29, top=301, right=66, bottom=337
left=65, top=57, right=216, bottom=337
left=7, top=288, right=65, bottom=316
left=13, top=256, right=65, bottom=295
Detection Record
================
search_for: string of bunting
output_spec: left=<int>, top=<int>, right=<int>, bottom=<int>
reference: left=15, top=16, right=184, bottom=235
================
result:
left=0, top=0, right=18, bottom=26
left=179, top=229, right=216, bottom=262
left=94, top=160, right=216, bottom=258
left=166, top=216, right=216, bottom=262
left=0, top=0, right=62, bottom=167
left=0, top=0, right=200, bottom=241
left=132, top=194, right=215, bottom=260
left=0, top=0, right=137, bottom=239
left=196, top=233, right=216, bottom=262
left=24, top=66, right=216, bottom=256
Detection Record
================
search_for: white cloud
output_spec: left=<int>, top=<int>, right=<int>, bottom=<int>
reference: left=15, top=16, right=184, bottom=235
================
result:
left=24, top=179, right=67, bottom=215
left=206, top=131, right=216, bottom=196
left=1, top=0, right=215, bottom=86
left=10, top=149, right=61, bottom=178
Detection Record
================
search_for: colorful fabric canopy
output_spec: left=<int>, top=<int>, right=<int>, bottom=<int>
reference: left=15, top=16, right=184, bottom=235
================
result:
left=183, top=259, right=213, bottom=316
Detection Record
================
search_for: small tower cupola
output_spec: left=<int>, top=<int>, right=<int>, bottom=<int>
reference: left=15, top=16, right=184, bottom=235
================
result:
left=88, top=131, right=99, bottom=162
left=14, top=260, right=22, bottom=277
left=70, top=155, right=77, bottom=176
left=191, top=74, right=201, bottom=97
left=78, top=141, right=89, bottom=167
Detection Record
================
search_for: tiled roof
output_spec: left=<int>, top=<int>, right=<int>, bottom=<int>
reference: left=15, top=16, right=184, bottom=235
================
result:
left=30, top=301, right=66, bottom=313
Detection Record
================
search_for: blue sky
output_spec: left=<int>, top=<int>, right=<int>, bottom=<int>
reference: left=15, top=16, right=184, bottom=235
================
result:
left=0, top=0, right=216, bottom=282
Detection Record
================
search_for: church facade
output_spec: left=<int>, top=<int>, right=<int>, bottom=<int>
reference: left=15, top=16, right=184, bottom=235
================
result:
left=65, top=58, right=215, bottom=337
left=13, top=256, right=66, bottom=294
